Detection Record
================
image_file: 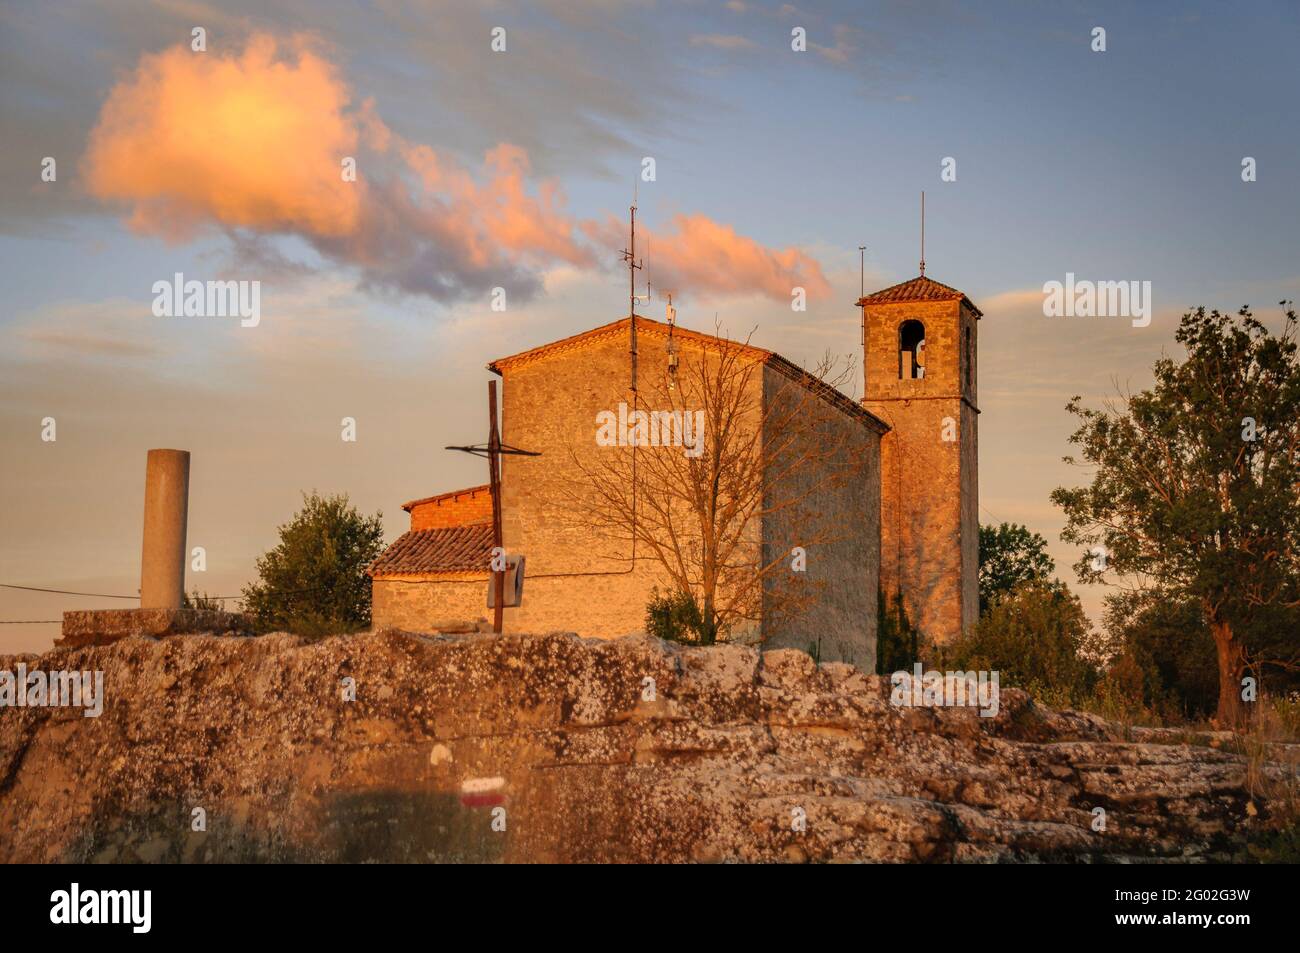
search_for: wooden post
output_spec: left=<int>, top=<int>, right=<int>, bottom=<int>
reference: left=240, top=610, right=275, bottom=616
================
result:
left=446, top=383, right=539, bottom=635
left=488, top=381, right=505, bottom=634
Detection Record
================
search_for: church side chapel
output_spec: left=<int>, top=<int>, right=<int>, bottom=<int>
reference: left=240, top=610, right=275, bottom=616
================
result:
left=370, top=236, right=982, bottom=664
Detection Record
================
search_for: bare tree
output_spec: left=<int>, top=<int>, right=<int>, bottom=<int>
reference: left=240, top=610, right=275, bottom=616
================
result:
left=563, top=324, right=872, bottom=644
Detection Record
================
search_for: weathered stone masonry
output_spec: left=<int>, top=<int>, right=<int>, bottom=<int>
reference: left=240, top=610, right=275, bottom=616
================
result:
left=860, top=277, right=981, bottom=644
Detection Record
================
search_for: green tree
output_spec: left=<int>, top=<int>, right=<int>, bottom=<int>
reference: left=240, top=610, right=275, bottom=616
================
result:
left=1100, top=590, right=1218, bottom=721
left=241, top=491, right=385, bottom=636
left=938, top=582, right=1098, bottom=708
left=978, top=522, right=1054, bottom=614
left=1052, top=305, right=1300, bottom=727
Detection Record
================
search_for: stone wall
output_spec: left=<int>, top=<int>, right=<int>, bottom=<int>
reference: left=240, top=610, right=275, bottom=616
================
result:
left=370, top=577, right=487, bottom=632
left=496, top=325, right=883, bottom=649
left=58, top=608, right=252, bottom=649
left=959, top=389, right=979, bottom=635
left=498, top=328, right=752, bottom=638
left=760, top=362, right=880, bottom=667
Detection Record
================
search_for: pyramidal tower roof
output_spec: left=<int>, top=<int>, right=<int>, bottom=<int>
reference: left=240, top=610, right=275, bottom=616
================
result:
left=856, top=275, right=982, bottom=318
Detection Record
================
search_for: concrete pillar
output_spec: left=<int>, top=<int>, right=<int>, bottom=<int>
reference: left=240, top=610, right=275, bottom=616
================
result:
left=140, top=449, right=190, bottom=609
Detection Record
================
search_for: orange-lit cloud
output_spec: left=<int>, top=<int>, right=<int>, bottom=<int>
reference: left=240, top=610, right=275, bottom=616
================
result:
left=647, top=214, right=831, bottom=302
left=395, top=140, right=592, bottom=270
left=83, top=33, right=827, bottom=305
left=83, top=35, right=360, bottom=240
left=586, top=212, right=832, bottom=302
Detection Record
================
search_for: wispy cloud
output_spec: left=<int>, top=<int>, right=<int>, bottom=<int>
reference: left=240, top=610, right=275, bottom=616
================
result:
left=80, top=32, right=827, bottom=306
left=689, top=33, right=757, bottom=51
left=21, top=329, right=159, bottom=359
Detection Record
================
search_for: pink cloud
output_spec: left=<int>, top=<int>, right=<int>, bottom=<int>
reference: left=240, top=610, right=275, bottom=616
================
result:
left=83, top=33, right=828, bottom=305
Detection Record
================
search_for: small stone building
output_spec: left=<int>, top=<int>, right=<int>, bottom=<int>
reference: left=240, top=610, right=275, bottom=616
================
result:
left=370, top=272, right=982, bottom=661
left=368, top=486, right=494, bottom=630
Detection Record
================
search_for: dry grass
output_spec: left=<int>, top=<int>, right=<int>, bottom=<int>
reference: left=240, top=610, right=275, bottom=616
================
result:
left=1236, top=695, right=1300, bottom=862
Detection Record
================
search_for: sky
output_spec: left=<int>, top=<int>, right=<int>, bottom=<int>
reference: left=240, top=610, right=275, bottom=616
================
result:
left=2, top=0, right=1298, bottom=652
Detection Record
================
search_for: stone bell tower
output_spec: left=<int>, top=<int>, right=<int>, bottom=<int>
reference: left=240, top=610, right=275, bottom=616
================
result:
left=859, top=274, right=981, bottom=644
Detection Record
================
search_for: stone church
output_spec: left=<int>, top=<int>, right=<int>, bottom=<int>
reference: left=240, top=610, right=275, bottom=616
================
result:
left=369, top=273, right=982, bottom=666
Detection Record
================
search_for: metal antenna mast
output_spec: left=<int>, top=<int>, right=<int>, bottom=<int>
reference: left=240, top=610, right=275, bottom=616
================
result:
left=919, top=191, right=926, bottom=277
left=859, top=244, right=867, bottom=347
left=620, top=185, right=645, bottom=393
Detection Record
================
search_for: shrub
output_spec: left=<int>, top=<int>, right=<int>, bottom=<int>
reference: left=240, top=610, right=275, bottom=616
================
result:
left=645, top=587, right=706, bottom=644
left=241, top=491, right=384, bottom=637
left=181, top=589, right=223, bottom=611
left=937, top=581, right=1099, bottom=708
left=876, top=588, right=922, bottom=675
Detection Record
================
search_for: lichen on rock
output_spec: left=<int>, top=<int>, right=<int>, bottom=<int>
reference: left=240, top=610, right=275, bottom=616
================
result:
left=0, top=629, right=1280, bottom=863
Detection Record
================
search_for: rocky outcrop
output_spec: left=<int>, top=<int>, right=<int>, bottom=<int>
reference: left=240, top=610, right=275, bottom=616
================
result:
left=0, top=629, right=1282, bottom=863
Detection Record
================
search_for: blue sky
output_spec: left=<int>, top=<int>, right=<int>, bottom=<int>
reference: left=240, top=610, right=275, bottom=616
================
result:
left=2, top=0, right=1298, bottom=650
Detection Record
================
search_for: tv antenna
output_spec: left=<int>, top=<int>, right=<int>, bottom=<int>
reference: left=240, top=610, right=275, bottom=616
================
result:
left=859, top=244, right=867, bottom=347
left=664, top=291, right=679, bottom=387
left=620, top=181, right=648, bottom=393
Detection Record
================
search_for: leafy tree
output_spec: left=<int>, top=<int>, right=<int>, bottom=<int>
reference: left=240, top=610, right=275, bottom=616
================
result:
left=978, top=522, right=1054, bottom=614
left=242, top=491, right=385, bottom=636
left=1052, top=305, right=1300, bottom=727
left=1100, top=590, right=1218, bottom=720
left=938, top=582, right=1098, bottom=708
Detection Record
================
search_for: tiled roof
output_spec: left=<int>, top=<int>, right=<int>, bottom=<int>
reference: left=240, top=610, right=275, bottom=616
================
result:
left=368, top=524, right=493, bottom=577
left=402, top=484, right=490, bottom=513
left=488, top=316, right=889, bottom=434
left=856, top=275, right=982, bottom=317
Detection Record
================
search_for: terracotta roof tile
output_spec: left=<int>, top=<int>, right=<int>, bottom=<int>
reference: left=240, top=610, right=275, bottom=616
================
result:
left=856, top=275, right=982, bottom=317
left=368, top=524, right=493, bottom=576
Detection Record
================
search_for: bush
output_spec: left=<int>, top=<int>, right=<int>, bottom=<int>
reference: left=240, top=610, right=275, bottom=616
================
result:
left=1240, top=694, right=1300, bottom=862
left=241, top=491, right=384, bottom=637
left=1100, top=591, right=1218, bottom=721
left=181, top=589, right=223, bottom=611
left=876, top=588, right=922, bottom=675
left=645, top=587, right=707, bottom=644
left=937, top=581, right=1099, bottom=708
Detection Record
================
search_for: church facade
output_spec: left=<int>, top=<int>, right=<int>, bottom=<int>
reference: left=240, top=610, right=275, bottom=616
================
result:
left=370, top=273, right=982, bottom=663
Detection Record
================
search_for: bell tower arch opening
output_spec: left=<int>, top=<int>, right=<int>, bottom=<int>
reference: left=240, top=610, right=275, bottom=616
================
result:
left=898, top=319, right=926, bottom=379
